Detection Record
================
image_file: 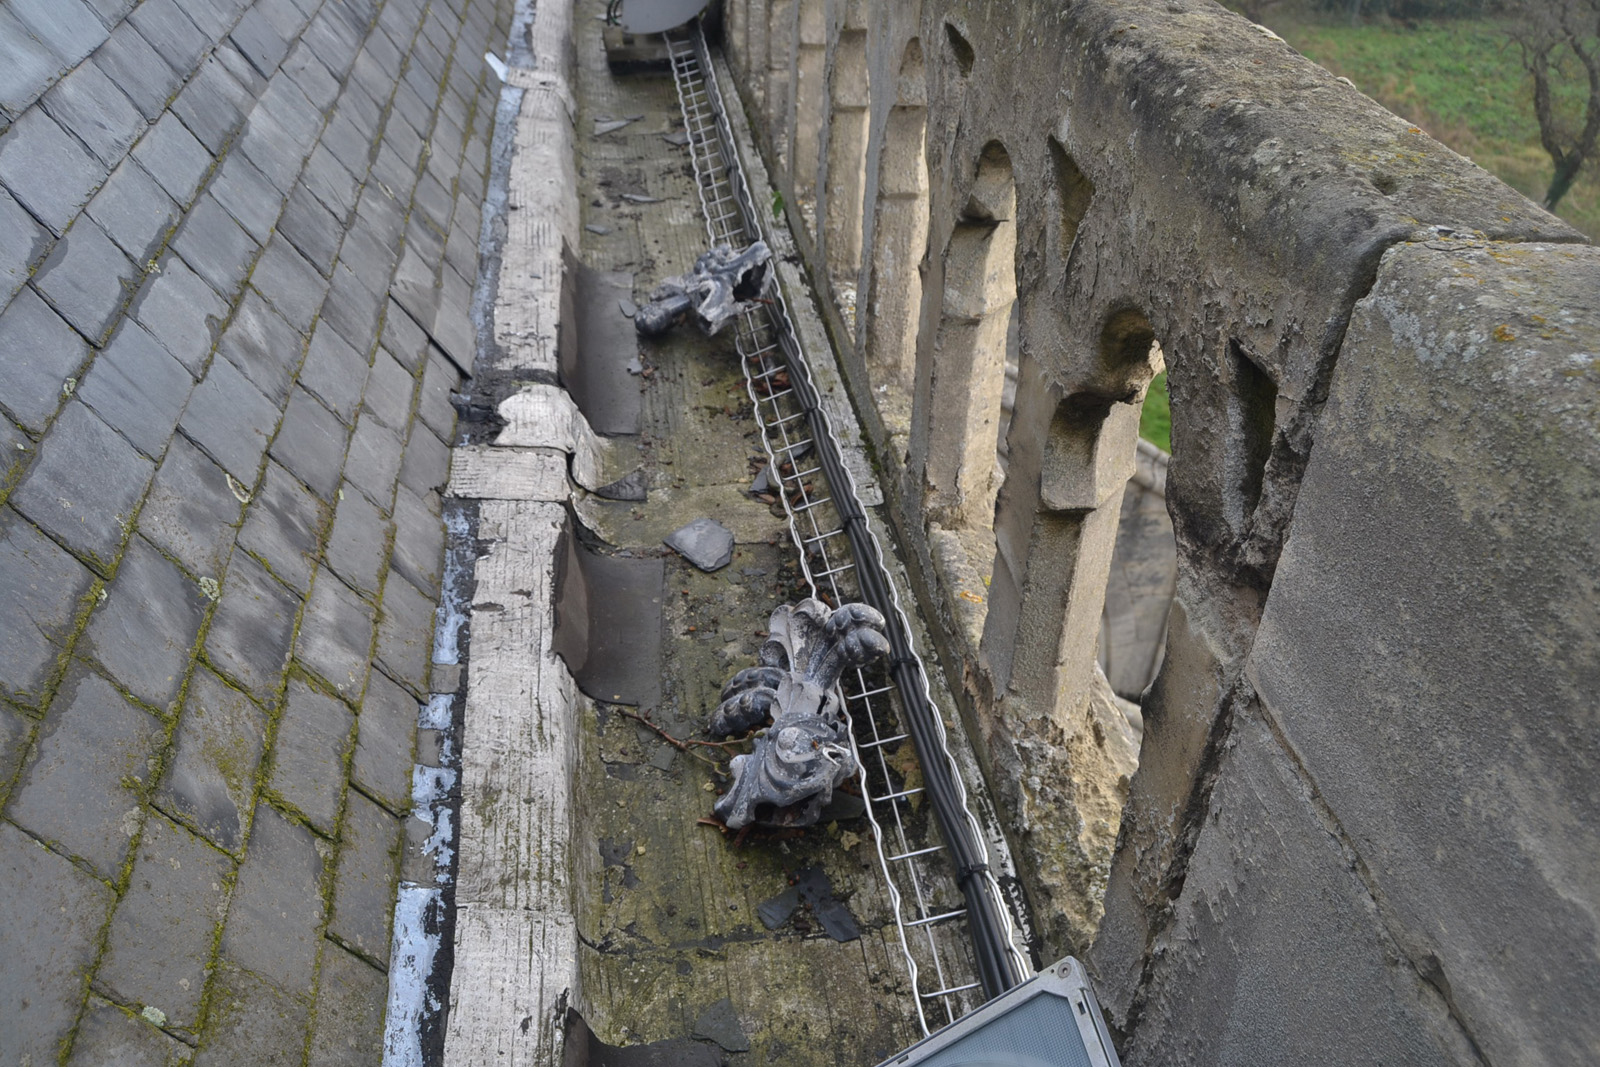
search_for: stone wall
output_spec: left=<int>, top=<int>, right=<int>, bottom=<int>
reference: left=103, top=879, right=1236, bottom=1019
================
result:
left=719, top=0, right=1600, bottom=1062
left=0, top=0, right=509, bottom=1060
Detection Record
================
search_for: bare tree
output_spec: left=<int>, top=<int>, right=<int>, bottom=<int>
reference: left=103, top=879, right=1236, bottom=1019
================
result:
left=1505, top=0, right=1600, bottom=211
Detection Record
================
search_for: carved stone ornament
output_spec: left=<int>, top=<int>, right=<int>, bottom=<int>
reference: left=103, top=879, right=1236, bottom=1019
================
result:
left=634, top=240, right=771, bottom=337
left=710, top=599, right=891, bottom=830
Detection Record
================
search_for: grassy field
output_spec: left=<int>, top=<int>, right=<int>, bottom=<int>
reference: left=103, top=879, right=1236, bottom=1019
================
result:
left=1140, top=372, right=1172, bottom=454
left=1255, top=8, right=1600, bottom=239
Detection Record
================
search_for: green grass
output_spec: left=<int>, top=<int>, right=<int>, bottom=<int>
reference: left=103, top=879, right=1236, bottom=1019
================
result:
left=1253, top=9, right=1599, bottom=238
left=1140, top=371, right=1171, bottom=454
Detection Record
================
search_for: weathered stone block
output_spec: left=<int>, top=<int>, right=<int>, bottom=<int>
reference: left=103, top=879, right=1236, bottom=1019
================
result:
left=98, top=814, right=233, bottom=1029
left=157, top=665, right=268, bottom=853
left=204, top=551, right=300, bottom=701
left=0, top=821, right=115, bottom=1064
left=81, top=535, right=207, bottom=712
left=295, top=571, right=374, bottom=697
left=268, top=677, right=354, bottom=834
left=0, top=285, right=87, bottom=432
left=11, top=399, right=154, bottom=573
left=0, top=105, right=105, bottom=235
left=180, top=356, right=279, bottom=485
left=219, top=803, right=327, bottom=996
left=77, top=319, right=195, bottom=459
left=1247, top=242, right=1600, bottom=1067
left=8, top=668, right=166, bottom=877
left=351, top=668, right=416, bottom=812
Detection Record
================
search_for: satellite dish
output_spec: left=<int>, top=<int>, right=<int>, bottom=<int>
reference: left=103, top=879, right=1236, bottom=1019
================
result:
left=615, top=0, right=712, bottom=33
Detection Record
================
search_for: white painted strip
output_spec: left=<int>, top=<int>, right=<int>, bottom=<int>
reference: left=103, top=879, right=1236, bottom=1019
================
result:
left=495, top=385, right=615, bottom=491
left=447, top=445, right=571, bottom=501
left=383, top=884, right=447, bottom=1067
left=443, top=904, right=578, bottom=1067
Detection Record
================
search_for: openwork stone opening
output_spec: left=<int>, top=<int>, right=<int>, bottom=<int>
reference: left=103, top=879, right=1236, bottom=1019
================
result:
left=824, top=28, right=871, bottom=306
left=765, top=0, right=795, bottom=166
left=863, top=37, right=930, bottom=444
left=792, top=0, right=827, bottom=231
left=1224, top=338, right=1278, bottom=534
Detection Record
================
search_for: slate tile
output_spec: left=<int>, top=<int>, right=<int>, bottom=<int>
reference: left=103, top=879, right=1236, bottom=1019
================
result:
left=11, top=400, right=154, bottom=573
left=271, top=386, right=349, bottom=501
left=444, top=218, right=479, bottom=281
left=32, top=217, right=141, bottom=343
left=401, top=216, right=444, bottom=273
left=382, top=111, right=426, bottom=171
left=0, top=821, right=116, bottom=1064
left=324, top=485, right=390, bottom=598
left=230, top=7, right=290, bottom=77
left=9, top=0, right=110, bottom=69
left=283, top=40, right=339, bottom=111
left=332, top=79, right=381, bottom=133
left=0, top=187, right=50, bottom=312
left=299, top=320, right=369, bottom=423
left=94, top=20, right=183, bottom=122
left=180, top=357, right=278, bottom=485
left=418, top=348, right=463, bottom=440
left=220, top=803, right=327, bottom=995
left=172, top=0, right=236, bottom=41
left=376, top=570, right=434, bottom=695
left=302, top=12, right=362, bottom=79
left=413, top=176, right=456, bottom=241
left=0, top=8, right=67, bottom=116
left=85, top=157, right=182, bottom=265
left=237, top=460, right=327, bottom=594
left=172, top=193, right=261, bottom=300
left=82, top=536, right=207, bottom=712
left=39, top=61, right=147, bottom=168
left=131, top=111, right=214, bottom=209
left=277, top=182, right=343, bottom=278
left=0, top=286, right=88, bottom=433
left=0, top=106, right=107, bottom=236
left=204, top=551, right=299, bottom=702
left=328, top=790, right=400, bottom=964
left=0, top=510, right=97, bottom=708
left=9, top=668, right=166, bottom=877
left=296, top=571, right=374, bottom=697
left=398, top=424, right=450, bottom=503
left=305, top=944, right=388, bottom=1066
left=218, top=290, right=305, bottom=406
left=302, top=142, right=359, bottom=223
left=319, top=110, right=375, bottom=179
left=132, top=251, right=227, bottom=375
left=355, top=185, right=406, bottom=253
left=362, top=348, right=416, bottom=432
left=351, top=669, right=416, bottom=810
left=193, top=962, right=310, bottom=1067
left=97, top=815, right=232, bottom=1029
left=336, top=219, right=400, bottom=299
left=210, top=151, right=285, bottom=244
left=236, top=107, right=305, bottom=194
left=156, top=665, right=268, bottom=853
left=0, top=703, right=34, bottom=804
left=342, top=413, right=402, bottom=512
left=212, top=38, right=268, bottom=98
left=258, top=76, right=325, bottom=153
left=77, top=321, right=193, bottom=461
left=252, top=235, right=328, bottom=335
left=128, top=0, right=210, bottom=75
left=268, top=677, right=353, bottom=834
left=368, top=144, right=417, bottom=205
left=140, top=434, right=243, bottom=579
left=318, top=265, right=384, bottom=355
left=170, top=55, right=253, bottom=155
left=256, top=0, right=311, bottom=39
left=0, top=417, right=31, bottom=498
left=378, top=297, right=429, bottom=373
left=66, top=996, right=194, bottom=1067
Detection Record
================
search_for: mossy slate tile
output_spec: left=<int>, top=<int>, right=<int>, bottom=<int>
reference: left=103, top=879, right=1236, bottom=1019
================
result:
left=7, top=668, right=167, bottom=878
left=268, top=677, right=353, bottom=834
left=156, top=666, right=268, bottom=853
left=81, top=535, right=207, bottom=713
left=362, top=348, right=418, bottom=432
left=306, top=943, right=388, bottom=1066
left=86, top=156, right=183, bottom=266
left=0, top=285, right=88, bottom=433
left=39, top=60, right=148, bottom=168
left=77, top=318, right=195, bottom=459
left=33, top=216, right=141, bottom=344
left=328, top=789, right=401, bottom=964
left=298, top=319, right=370, bottom=424
left=277, top=181, right=343, bottom=278
left=0, top=185, right=50, bottom=311
left=0, top=821, right=116, bottom=1065
left=0, top=106, right=105, bottom=236
left=66, top=995, right=193, bottom=1066
left=180, top=356, right=279, bottom=485
left=389, top=484, right=445, bottom=595
left=376, top=571, right=435, bottom=696
left=132, top=252, right=227, bottom=376
left=203, top=551, right=300, bottom=702
left=237, top=460, right=328, bottom=594
left=132, top=112, right=215, bottom=210
left=172, top=193, right=261, bottom=301
left=10, top=399, right=155, bottom=573
left=97, top=814, right=233, bottom=1030
left=191, top=962, right=310, bottom=1067
left=217, top=289, right=305, bottom=406
left=270, top=386, right=350, bottom=502
left=351, top=668, right=417, bottom=811
left=219, top=803, right=327, bottom=996
left=324, top=484, right=391, bottom=597
left=209, top=151, right=285, bottom=245
left=0, top=508, right=97, bottom=707
left=252, top=235, right=330, bottom=337
left=295, top=570, right=374, bottom=698
left=342, top=413, right=404, bottom=511
left=127, top=0, right=210, bottom=76
left=139, top=434, right=244, bottom=579
left=94, top=21, right=184, bottom=123
left=0, top=7, right=66, bottom=116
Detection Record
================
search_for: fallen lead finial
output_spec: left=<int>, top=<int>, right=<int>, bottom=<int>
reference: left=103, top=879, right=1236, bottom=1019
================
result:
left=710, top=599, right=890, bottom=830
left=635, top=241, right=771, bottom=337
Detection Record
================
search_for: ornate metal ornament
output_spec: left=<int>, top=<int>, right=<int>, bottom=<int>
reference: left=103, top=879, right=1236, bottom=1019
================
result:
left=711, top=599, right=890, bottom=829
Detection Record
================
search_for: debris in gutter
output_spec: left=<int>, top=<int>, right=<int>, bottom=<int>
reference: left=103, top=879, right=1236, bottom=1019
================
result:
left=663, top=130, right=691, bottom=146
left=585, top=223, right=612, bottom=235
left=619, top=297, right=638, bottom=318
left=620, top=192, right=662, bottom=204
left=664, top=517, right=735, bottom=571
left=635, top=241, right=771, bottom=337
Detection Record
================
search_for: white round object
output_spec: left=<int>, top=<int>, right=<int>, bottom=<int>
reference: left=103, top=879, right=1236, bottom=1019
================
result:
left=617, top=0, right=711, bottom=34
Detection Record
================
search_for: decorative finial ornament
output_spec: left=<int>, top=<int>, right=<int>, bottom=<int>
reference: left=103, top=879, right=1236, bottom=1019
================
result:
left=711, top=599, right=890, bottom=829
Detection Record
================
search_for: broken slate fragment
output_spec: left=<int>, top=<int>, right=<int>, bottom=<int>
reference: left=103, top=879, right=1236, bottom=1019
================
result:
left=620, top=193, right=661, bottom=204
left=691, top=998, right=750, bottom=1053
left=757, top=885, right=802, bottom=929
left=794, top=865, right=861, bottom=942
left=594, top=117, right=639, bottom=136
left=750, top=463, right=772, bottom=493
left=594, top=469, right=648, bottom=501
left=663, top=130, right=691, bottom=146
left=664, top=518, right=734, bottom=572
left=619, top=297, right=638, bottom=318
left=585, top=223, right=612, bottom=235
